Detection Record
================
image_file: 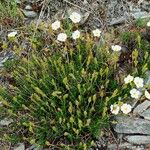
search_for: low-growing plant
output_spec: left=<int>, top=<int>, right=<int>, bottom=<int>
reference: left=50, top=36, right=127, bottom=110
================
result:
left=0, top=22, right=123, bottom=150
left=0, top=0, right=23, bottom=26
left=0, top=14, right=150, bottom=149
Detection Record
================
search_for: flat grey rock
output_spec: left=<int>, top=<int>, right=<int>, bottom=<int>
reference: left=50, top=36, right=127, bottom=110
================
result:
left=133, top=100, right=150, bottom=114
left=131, top=11, right=150, bottom=19
left=0, top=118, right=13, bottom=126
left=109, top=17, right=126, bottom=26
left=14, top=143, right=25, bottom=150
left=108, top=142, right=145, bottom=150
left=113, top=116, right=150, bottom=134
left=124, top=135, right=150, bottom=145
left=131, top=8, right=141, bottom=13
left=25, top=5, right=32, bottom=11
left=140, top=109, right=150, bottom=121
left=23, top=10, right=37, bottom=18
left=141, top=2, right=150, bottom=11
left=26, top=145, right=43, bottom=150
left=108, top=142, right=132, bottom=150
left=16, top=0, right=21, bottom=4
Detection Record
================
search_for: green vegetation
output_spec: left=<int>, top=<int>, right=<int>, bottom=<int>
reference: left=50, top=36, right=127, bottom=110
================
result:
left=0, top=0, right=23, bottom=26
left=0, top=12, right=150, bottom=149
left=0, top=36, right=120, bottom=149
left=135, top=18, right=149, bottom=28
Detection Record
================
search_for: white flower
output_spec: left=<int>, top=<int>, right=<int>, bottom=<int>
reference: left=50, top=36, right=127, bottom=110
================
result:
left=145, top=90, right=150, bottom=100
left=130, top=88, right=142, bottom=99
left=69, top=12, right=81, bottom=23
left=147, top=21, right=150, bottom=27
left=72, top=30, right=80, bottom=39
left=110, top=104, right=120, bottom=115
left=121, top=103, right=132, bottom=114
left=124, top=74, right=134, bottom=84
left=111, top=45, right=121, bottom=52
left=8, top=31, right=17, bottom=37
left=134, top=77, right=144, bottom=88
left=51, top=20, right=60, bottom=30
left=57, top=33, right=67, bottom=42
left=92, top=29, right=101, bottom=37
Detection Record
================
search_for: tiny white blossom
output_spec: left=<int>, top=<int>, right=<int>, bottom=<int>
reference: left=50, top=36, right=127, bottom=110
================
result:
left=130, top=88, right=142, bottom=99
left=8, top=31, right=17, bottom=37
left=72, top=30, right=80, bottom=39
left=147, top=21, right=150, bottom=27
left=134, top=77, right=144, bottom=88
left=51, top=20, right=60, bottom=30
left=111, top=45, right=121, bottom=52
left=124, top=74, right=134, bottom=84
left=145, top=90, right=150, bottom=100
left=121, top=103, right=132, bottom=114
left=69, top=12, right=81, bottom=23
left=110, top=104, right=120, bottom=115
left=92, top=29, right=101, bottom=37
left=57, top=33, right=67, bottom=42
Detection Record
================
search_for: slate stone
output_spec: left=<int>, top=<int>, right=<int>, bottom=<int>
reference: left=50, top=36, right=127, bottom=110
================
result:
left=16, top=0, right=21, bottom=4
left=140, top=109, right=150, bottom=121
left=25, top=5, right=32, bottom=10
left=113, top=116, right=150, bottom=135
left=14, top=143, right=25, bottom=150
left=141, top=2, right=150, bottom=11
left=0, top=118, right=13, bottom=126
left=109, top=17, right=126, bottom=26
left=124, top=135, right=150, bottom=145
left=23, top=10, right=37, bottom=18
left=133, top=100, right=150, bottom=114
left=131, top=11, right=150, bottom=19
left=26, top=145, right=43, bottom=150
left=108, top=142, right=133, bottom=150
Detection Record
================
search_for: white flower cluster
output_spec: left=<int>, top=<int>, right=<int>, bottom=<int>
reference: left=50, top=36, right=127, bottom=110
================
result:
left=111, top=74, right=150, bottom=115
left=51, top=12, right=102, bottom=42
left=124, top=74, right=150, bottom=100
left=110, top=103, right=132, bottom=115
left=49, top=11, right=122, bottom=54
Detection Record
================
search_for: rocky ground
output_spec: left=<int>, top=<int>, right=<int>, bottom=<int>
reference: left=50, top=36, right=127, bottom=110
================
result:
left=0, top=0, right=150, bottom=150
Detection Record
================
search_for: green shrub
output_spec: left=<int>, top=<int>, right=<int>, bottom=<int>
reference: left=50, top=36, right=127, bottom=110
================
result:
left=0, top=17, right=149, bottom=149
left=0, top=32, right=123, bottom=149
